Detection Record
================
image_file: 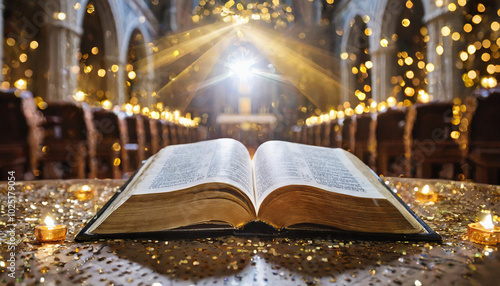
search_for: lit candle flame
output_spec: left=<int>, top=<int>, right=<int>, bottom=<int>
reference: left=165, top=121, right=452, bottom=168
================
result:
left=81, top=185, right=91, bottom=192
left=480, top=214, right=494, bottom=230
left=421, top=185, right=430, bottom=194
left=44, top=216, right=55, bottom=229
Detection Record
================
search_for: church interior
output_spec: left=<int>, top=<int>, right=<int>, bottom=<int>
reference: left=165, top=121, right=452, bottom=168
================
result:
left=1, top=0, right=499, bottom=185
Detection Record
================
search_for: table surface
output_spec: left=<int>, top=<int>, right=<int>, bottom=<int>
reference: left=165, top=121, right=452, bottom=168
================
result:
left=1, top=178, right=499, bottom=286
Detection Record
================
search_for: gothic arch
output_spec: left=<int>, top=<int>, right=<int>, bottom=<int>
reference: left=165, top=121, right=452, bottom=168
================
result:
left=122, top=26, right=154, bottom=107
left=344, top=15, right=372, bottom=105
left=376, top=0, right=427, bottom=101
left=340, top=5, right=372, bottom=103
left=76, top=0, right=120, bottom=104
left=77, top=0, right=119, bottom=59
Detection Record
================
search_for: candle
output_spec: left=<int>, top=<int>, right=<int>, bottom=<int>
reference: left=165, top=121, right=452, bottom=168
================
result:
left=468, top=214, right=500, bottom=245
left=35, top=216, right=67, bottom=243
left=415, top=185, right=437, bottom=204
left=70, top=184, right=96, bottom=201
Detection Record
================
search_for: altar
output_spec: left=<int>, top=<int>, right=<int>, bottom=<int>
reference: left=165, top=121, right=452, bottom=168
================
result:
left=1, top=178, right=499, bottom=285
left=216, top=113, right=276, bottom=154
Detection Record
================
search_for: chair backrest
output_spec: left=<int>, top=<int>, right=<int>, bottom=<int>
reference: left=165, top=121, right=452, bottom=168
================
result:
left=341, top=116, right=355, bottom=151
left=411, top=102, right=454, bottom=142
left=0, top=90, right=29, bottom=143
left=152, top=119, right=164, bottom=149
left=160, top=121, right=171, bottom=147
left=469, top=91, right=500, bottom=145
left=42, top=102, right=87, bottom=141
left=329, top=120, right=342, bottom=148
left=376, top=108, right=406, bottom=143
left=300, top=125, right=307, bottom=144
left=319, top=122, right=330, bottom=147
left=125, top=116, right=139, bottom=144
left=168, top=123, right=179, bottom=145
left=141, top=115, right=152, bottom=145
left=355, top=113, right=373, bottom=143
left=92, top=109, right=121, bottom=140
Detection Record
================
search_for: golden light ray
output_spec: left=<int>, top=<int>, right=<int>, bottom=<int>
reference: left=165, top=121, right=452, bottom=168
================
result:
left=136, top=22, right=234, bottom=72
left=240, top=24, right=343, bottom=109
left=195, top=73, right=233, bottom=91
left=253, top=25, right=341, bottom=71
left=158, top=32, right=236, bottom=111
left=252, top=70, right=295, bottom=86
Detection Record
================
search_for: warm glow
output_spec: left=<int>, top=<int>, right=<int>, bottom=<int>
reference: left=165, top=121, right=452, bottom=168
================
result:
left=30, top=41, right=39, bottom=49
left=421, top=185, right=430, bottom=194
left=55, top=12, right=66, bottom=21
left=74, top=91, right=85, bottom=102
left=229, top=59, right=254, bottom=78
left=14, top=79, right=27, bottom=90
left=97, top=69, right=106, bottom=77
left=128, top=71, right=137, bottom=80
left=480, top=214, right=495, bottom=230
left=102, top=100, right=113, bottom=110
left=44, top=216, right=56, bottom=229
left=441, top=26, right=450, bottom=36
left=426, top=63, right=435, bottom=72
left=436, top=45, right=444, bottom=55
left=380, top=38, right=388, bottom=47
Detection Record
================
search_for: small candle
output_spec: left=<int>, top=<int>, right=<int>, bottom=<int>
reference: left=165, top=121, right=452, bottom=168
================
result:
left=70, top=184, right=96, bottom=201
left=468, top=214, right=500, bottom=245
left=35, top=216, right=67, bottom=243
left=415, top=185, right=437, bottom=204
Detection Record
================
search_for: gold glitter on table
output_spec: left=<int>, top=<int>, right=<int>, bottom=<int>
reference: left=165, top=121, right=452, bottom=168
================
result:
left=1, top=178, right=499, bottom=285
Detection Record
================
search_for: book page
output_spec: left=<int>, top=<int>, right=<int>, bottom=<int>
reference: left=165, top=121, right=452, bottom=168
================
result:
left=253, top=141, right=384, bottom=210
left=133, top=138, right=254, bottom=204
left=87, top=138, right=254, bottom=234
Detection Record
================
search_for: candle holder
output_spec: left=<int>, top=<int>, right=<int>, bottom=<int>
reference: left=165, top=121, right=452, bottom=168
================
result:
left=415, top=185, right=437, bottom=204
left=468, top=214, right=500, bottom=245
left=69, top=184, right=97, bottom=201
left=35, top=216, right=67, bottom=243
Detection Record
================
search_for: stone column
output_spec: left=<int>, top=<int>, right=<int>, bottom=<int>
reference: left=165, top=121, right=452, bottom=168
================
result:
left=370, top=45, right=396, bottom=102
left=106, top=55, right=126, bottom=106
left=168, top=5, right=178, bottom=32
left=424, top=10, right=464, bottom=101
left=293, top=0, right=316, bottom=27
left=341, top=55, right=350, bottom=104
left=46, top=1, right=83, bottom=102
left=314, top=0, right=322, bottom=26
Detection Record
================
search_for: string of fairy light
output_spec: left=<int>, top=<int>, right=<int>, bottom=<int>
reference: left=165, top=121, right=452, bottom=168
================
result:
left=192, top=0, right=295, bottom=30
left=305, top=0, right=499, bottom=152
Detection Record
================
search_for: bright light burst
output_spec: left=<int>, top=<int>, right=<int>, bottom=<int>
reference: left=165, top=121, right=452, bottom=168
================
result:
left=228, top=58, right=254, bottom=78
left=150, top=19, right=342, bottom=111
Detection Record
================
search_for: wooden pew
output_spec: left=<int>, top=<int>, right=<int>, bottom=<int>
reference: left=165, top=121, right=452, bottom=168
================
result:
left=92, top=109, right=127, bottom=179
left=0, top=90, right=41, bottom=180
left=329, top=119, right=342, bottom=148
left=354, top=113, right=376, bottom=167
left=406, top=102, right=465, bottom=179
left=40, top=102, right=96, bottom=179
left=375, top=108, right=407, bottom=176
left=341, top=116, right=355, bottom=152
left=467, top=90, right=500, bottom=184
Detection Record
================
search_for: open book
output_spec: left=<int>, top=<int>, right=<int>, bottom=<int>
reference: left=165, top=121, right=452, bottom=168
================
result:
left=76, top=138, right=440, bottom=241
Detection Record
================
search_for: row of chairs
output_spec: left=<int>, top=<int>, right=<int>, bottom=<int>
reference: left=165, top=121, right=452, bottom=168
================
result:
left=292, top=90, right=500, bottom=185
left=0, top=90, right=204, bottom=180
